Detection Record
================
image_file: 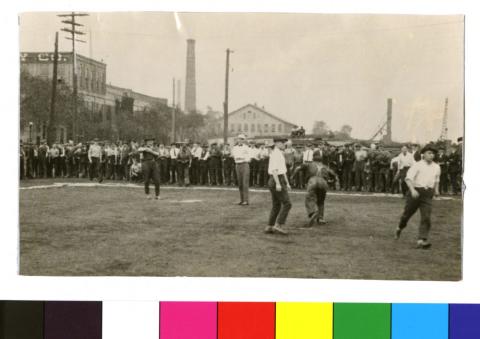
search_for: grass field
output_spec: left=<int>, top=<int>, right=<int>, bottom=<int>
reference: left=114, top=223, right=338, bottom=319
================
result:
left=19, top=179, right=462, bottom=280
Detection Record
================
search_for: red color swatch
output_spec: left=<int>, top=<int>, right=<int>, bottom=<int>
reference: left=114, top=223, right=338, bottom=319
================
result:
left=218, top=302, right=275, bottom=339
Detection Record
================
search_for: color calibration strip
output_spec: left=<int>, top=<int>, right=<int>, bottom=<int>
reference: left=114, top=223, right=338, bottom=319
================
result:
left=1, top=301, right=480, bottom=339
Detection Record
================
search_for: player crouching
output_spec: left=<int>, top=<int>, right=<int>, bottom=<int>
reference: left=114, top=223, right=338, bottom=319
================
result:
left=291, top=150, right=339, bottom=227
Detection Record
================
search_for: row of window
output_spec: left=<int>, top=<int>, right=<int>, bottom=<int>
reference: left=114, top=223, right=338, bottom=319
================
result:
left=79, top=63, right=106, bottom=94
left=228, top=123, right=283, bottom=134
left=88, top=102, right=113, bottom=122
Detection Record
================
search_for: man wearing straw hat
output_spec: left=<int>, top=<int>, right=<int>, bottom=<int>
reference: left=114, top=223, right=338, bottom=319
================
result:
left=232, top=134, right=251, bottom=205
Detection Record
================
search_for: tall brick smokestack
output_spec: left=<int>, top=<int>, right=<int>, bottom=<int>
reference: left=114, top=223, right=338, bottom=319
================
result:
left=184, top=39, right=196, bottom=113
left=385, top=98, right=393, bottom=143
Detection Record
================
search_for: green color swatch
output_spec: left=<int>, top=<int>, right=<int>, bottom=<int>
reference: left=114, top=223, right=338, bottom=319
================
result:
left=334, top=303, right=391, bottom=339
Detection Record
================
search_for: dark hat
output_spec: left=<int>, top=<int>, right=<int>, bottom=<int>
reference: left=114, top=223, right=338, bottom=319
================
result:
left=144, top=136, right=155, bottom=142
left=211, top=142, right=217, bottom=146
left=457, top=137, right=463, bottom=142
left=93, top=138, right=99, bottom=142
left=421, top=144, right=438, bottom=154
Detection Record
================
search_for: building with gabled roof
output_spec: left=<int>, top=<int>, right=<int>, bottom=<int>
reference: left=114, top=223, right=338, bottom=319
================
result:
left=210, top=104, right=297, bottom=141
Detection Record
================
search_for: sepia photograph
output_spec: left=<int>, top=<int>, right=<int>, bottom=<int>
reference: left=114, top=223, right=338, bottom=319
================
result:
left=18, top=12, right=464, bottom=280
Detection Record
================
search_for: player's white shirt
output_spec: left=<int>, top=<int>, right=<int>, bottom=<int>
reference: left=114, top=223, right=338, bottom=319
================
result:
left=232, top=144, right=251, bottom=163
left=249, top=147, right=260, bottom=160
left=303, top=149, right=314, bottom=162
left=406, top=160, right=441, bottom=189
left=192, top=147, right=203, bottom=159
left=170, top=147, right=179, bottom=159
left=268, top=147, right=287, bottom=175
left=390, top=155, right=399, bottom=170
left=397, top=152, right=415, bottom=169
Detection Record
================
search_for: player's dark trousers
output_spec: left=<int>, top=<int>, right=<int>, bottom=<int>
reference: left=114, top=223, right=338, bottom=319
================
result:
left=142, top=159, right=160, bottom=196
left=89, top=157, right=103, bottom=182
left=267, top=176, right=292, bottom=226
left=353, top=161, right=365, bottom=191
left=250, top=159, right=259, bottom=186
left=342, top=163, right=353, bottom=190
left=90, top=158, right=102, bottom=181
left=199, top=160, right=208, bottom=185
left=399, top=187, right=434, bottom=240
left=235, top=162, right=250, bottom=203
left=190, top=158, right=199, bottom=184
left=399, top=167, right=410, bottom=195
left=449, top=172, right=460, bottom=194
left=439, top=169, right=448, bottom=194
left=208, top=157, right=221, bottom=185
left=223, top=159, right=233, bottom=185
left=158, top=158, right=169, bottom=183
left=169, top=160, right=177, bottom=184
left=305, top=176, right=328, bottom=218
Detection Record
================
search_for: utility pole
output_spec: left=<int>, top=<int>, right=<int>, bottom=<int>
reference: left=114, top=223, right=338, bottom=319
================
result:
left=48, top=32, right=59, bottom=145
left=223, top=48, right=233, bottom=144
left=172, top=78, right=176, bottom=143
left=58, top=12, right=88, bottom=143
left=439, top=97, right=449, bottom=141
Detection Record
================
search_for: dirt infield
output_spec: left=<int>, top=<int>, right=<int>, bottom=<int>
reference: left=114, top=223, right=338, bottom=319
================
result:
left=19, top=180, right=462, bottom=280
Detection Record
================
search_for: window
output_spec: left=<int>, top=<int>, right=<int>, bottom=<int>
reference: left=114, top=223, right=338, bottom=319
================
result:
left=251, top=124, right=255, bottom=132
left=272, top=124, right=276, bottom=133
left=106, top=106, right=112, bottom=121
left=264, top=124, right=268, bottom=133
left=253, top=112, right=256, bottom=119
left=230, top=124, right=235, bottom=132
left=244, top=124, right=248, bottom=132
left=243, top=112, right=246, bottom=120
left=257, top=124, right=262, bottom=134
left=238, top=124, right=242, bottom=132
left=278, top=124, right=282, bottom=132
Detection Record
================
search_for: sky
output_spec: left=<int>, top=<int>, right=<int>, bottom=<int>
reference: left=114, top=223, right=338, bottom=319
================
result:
left=19, top=12, right=464, bottom=142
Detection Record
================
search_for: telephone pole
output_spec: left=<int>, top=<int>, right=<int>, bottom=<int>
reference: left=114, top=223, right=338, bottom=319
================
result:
left=223, top=48, right=233, bottom=144
left=439, top=98, right=449, bottom=141
left=48, top=32, right=59, bottom=145
left=172, top=78, right=176, bottom=143
left=58, top=12, right=89, bottom=143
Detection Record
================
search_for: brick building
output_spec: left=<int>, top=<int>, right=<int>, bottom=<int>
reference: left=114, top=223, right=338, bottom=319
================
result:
left=20, top=52, right=167, bottom=143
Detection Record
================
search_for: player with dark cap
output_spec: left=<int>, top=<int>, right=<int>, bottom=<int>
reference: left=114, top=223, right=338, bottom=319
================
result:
left=138, top=137, right=161, bottom=199
left=395, top=144, right=440, bottom=249
left=292, top=150, right=339, bottom=227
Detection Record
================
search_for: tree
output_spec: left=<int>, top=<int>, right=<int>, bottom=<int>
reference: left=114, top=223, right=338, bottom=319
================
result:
left=312, top=120, right=330, bottom=135
left=340, top=124, right=353, bottom=137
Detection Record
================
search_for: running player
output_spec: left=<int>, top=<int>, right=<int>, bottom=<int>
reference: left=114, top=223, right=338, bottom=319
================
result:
left=291, top=150, right=339, bottom=227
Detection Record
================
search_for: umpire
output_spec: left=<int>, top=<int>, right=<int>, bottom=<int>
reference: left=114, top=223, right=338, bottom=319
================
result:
left=138, top=137, right=161, bottom=200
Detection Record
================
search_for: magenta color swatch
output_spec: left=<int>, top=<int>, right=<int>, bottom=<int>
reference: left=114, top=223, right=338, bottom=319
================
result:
left=159, top=302, right=217, bottom=339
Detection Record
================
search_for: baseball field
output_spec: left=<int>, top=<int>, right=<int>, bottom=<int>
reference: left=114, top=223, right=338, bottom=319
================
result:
left=19, top=179, right=462, bottom=280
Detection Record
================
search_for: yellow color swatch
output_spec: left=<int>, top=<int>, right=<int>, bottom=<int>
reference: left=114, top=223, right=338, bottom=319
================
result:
left=276, top=302, right=333, bottom=339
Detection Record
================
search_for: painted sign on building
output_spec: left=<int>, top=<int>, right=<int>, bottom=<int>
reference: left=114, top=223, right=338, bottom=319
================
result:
left=20, top=52, right=72, bottom=63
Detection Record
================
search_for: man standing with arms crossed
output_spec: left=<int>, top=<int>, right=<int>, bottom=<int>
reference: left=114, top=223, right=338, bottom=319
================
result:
left=138, top=137, right=161, bottom=200
left=395, top=145, right=440, bottom=249
left=232, top=134, right=251, bottom=205
left=265, top=137, right=291, bottom=235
